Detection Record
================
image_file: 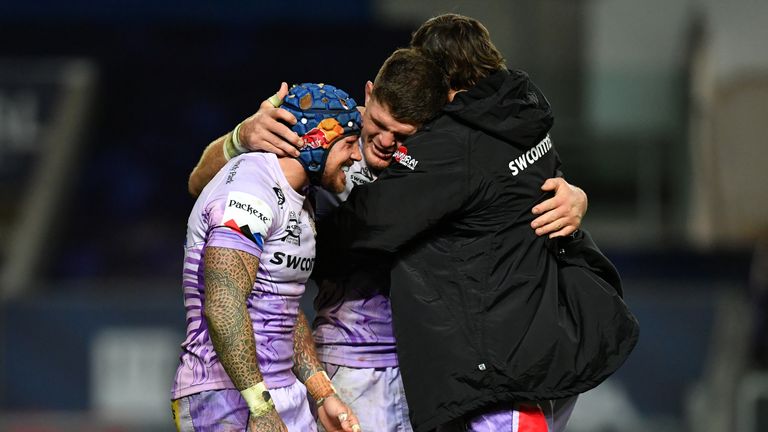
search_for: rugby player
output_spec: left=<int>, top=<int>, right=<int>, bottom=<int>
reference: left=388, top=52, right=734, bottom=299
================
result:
left=186, top=49, right=588, bottom=431
left=172, top=83, right=365, bottom=432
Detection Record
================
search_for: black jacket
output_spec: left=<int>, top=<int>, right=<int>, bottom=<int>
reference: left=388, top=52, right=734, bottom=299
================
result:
left=320, top=69, right=639, bottom=431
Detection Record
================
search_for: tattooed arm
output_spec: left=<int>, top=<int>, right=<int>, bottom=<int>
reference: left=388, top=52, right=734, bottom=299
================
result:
left=291, top=310, right=324, bottom=381
left=204, top=246, right=287, bottom=432
left=292, top=310, right=360, bottom=431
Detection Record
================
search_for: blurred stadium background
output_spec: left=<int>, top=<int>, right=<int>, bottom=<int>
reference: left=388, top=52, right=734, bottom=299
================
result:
left=0, top=0, right=766, bottom=431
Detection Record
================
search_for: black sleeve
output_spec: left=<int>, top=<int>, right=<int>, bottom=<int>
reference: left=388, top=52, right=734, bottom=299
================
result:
left=317, top=131, right=468, bottom=266
left=555, top=229, right=624, bottom=297
left=551, top=135, right=564, bottom=177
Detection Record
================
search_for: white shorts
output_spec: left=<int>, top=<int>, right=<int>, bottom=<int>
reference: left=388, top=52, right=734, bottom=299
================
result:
left=172, top=380, right=317, bottom=431
left=318, top=363, right=413, bottom=432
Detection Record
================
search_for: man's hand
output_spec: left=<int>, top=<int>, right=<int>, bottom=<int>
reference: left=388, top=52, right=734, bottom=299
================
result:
left=238, top=82, right=303, bottom=157
left=248, top=408, right=289, bottom=432
left=531, top=177, right=588, bottom=238
left=188, top=82, right=305, bottom=197
left=318, top=394, right=362, bottom=432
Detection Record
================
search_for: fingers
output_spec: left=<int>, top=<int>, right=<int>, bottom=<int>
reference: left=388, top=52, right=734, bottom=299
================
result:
left=532, top=178, right=565, bottom=215
left=240, top=121, right=298, bottom=156
left=269, top=106, right=297, bottom=126
left=531, top=198, right=582, bottom=238
left=532, top=208, right=582, bottom=237
left=549, top=224, right=577, bottom=239
left=239, top=110, right=302, bottom=156
left=262, top=82, right=290, bottom=109
left=531, top=195, right=557, bottom=216
left=534, top=218, right=561, bottom=237
left=257, top=117, right=302, bottom=152
left=255, top=94, right=297, bottom=127
left=348, top=412, right=360, bottom=431
left=532, top=176, right=585, bottom=238
left=536, top=218, right=578, bottom=238
left=259, top=136, right=299, bottom=157
left=238, top=82, right=304, bottom=156
left=319, top=395, right=361, bottom=432
left=540, top=177, right=565, bottom=192
left=531, top=191, right=562, bottom=226
left=336, top=411, right=361, bottom=432
left=276, top=81, right=289, bottom=100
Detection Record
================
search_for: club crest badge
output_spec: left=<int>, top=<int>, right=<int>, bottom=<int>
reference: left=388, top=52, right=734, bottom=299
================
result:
left=280, top=211, right=302, bottom=246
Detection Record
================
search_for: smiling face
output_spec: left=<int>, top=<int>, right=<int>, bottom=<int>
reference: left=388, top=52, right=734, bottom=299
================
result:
left=360, top=81, right=419, bottom=175
left=320, top=135, right=363, bottom=193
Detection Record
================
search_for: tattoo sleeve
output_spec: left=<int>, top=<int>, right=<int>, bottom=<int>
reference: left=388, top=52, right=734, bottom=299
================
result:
left=292, top=309, right=324, bottom=382
left=249, top=410, right=289, bottom=432
left=204, top=246, right=263, bottom=391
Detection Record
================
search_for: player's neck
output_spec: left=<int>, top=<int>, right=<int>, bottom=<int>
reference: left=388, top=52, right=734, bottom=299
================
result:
left=278, top=158, right=309, bottom=194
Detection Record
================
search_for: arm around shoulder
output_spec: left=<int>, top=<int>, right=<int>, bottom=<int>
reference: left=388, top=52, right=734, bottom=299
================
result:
left=188, top=134, right=230, bottom=197
left=188, top=84, right=302, bottom=197
left=320, top=131, right=468, bottom=255
left=531, top=177, right=588, bottom=238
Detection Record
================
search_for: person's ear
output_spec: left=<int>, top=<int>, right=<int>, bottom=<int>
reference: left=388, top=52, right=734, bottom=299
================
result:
left=364, top=81, right=374, bottom=105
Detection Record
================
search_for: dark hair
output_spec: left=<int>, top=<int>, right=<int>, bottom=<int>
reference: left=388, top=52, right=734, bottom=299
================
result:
left=372, top=48, right=449, bottom=126
left=410, top=13, right=506, bottom=90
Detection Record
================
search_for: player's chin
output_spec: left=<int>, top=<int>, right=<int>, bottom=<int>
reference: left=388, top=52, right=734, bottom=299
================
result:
left=321, top=171, right=346, bottom=194
left=364, top=146, right=391, bottom=169
left=363, top=154, right=388, bottom=172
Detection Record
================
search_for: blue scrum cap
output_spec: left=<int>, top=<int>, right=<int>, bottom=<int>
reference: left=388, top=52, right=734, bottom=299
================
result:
left=279, top=83, right=362, bottom=185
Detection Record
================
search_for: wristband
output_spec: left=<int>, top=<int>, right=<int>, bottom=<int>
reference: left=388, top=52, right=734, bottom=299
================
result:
left=306, top=371, right=336, bottom=402
left=316, top=393, right=337, bottom=407
left=231, top=121, right=247, bottom=153
left=240, top=381, right=275, bottom=417
left=223, top=122, right=248, bottom=161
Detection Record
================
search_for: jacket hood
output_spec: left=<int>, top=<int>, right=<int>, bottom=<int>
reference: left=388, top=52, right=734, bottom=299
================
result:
left=442, top=69, right=553, bottom=149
